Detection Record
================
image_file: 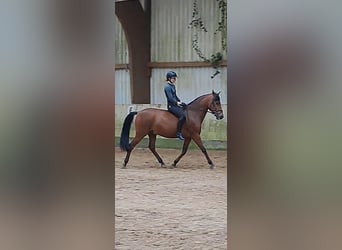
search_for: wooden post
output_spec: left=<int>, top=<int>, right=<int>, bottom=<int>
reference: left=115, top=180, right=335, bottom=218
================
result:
left=115, top=0, right=151, bottom=104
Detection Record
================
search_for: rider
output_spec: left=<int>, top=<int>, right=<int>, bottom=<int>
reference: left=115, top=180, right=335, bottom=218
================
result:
left=164, top=71, right=187, bottom=140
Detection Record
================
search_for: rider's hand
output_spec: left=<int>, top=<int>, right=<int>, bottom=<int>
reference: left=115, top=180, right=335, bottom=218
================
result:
left=177, top=102, right=187, bottom=108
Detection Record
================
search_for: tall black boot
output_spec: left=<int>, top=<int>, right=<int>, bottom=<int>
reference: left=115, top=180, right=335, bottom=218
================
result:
left=176, top=119, right=185, bottom=140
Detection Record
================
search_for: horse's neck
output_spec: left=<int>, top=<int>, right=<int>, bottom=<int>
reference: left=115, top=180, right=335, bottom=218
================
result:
left=187, top=97, right=210, bottom=124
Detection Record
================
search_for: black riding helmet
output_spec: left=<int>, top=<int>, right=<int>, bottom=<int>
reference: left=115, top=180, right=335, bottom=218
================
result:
left=166, top=71, right=177, bottom=80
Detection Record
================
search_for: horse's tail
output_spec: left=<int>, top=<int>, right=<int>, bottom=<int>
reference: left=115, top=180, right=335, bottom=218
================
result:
left=120, top=112, right=138, bottom=151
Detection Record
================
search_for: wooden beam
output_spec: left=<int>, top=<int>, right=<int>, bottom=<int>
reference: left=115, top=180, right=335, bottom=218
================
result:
left=115, top=0, right=136, bottom=2
left=114, top=61, right=228, bottom=70
left=115, top=64, right=129, bottom=70
left=115, top=61, right=228, bottom=70
left=147, top=60, right=227, bottom=68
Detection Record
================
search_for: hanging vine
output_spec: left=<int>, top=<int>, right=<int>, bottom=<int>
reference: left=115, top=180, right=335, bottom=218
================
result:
left=189, top=0, right=227, bottom=78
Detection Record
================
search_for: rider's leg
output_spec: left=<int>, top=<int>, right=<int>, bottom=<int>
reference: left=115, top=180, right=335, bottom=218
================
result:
left=176, top=115, right=186, bottom=140
left=168, top=106, right=186, bottom=140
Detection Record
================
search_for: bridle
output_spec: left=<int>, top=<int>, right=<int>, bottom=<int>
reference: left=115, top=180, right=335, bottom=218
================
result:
left=208, top=100, right=223, bottom=119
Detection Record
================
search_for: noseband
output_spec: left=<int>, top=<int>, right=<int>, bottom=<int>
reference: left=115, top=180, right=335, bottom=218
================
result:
left=208, top=101, right=223, bottom=118
left=208, top=108, right=223, bottom=118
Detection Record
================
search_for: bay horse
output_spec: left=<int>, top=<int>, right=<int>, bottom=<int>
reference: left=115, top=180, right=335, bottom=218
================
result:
left=119, top=90, right=224, bottom=169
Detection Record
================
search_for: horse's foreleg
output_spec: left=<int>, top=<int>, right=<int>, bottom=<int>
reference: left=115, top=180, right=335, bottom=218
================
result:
left=192, top=134, right=214, bottom=169
left=172, top=138, right=191, bottom=168
left=148, top=133, right=165, bottom=168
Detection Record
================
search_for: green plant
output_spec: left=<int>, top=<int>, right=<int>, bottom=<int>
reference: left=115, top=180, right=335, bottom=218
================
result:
left=189, top=0, right=227, bottom=78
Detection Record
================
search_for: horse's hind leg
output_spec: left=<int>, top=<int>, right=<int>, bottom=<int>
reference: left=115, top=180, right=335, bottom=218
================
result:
left=122, top=151, right=132, bottom=168
left=172, top=137, right=191, bottom=168
left=122, top=134, right=146, bottom=168
left=148, top=133, right=165, bottom=168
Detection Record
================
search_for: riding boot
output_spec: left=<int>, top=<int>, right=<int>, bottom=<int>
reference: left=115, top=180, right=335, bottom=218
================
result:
left=176, top=120, right=185, bottom=140
left=176, top=131, right=184, bottom=140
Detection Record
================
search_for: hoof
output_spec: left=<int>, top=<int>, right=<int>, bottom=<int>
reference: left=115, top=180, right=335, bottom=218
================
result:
left=209, top=164, right=214, bottom=169
left=121, top=164, right=127, bottom=169
left=160, top=164, right=166, bottom=168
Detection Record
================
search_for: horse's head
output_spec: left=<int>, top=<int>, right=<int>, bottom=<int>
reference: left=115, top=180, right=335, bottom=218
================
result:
left=209, top=90, right=224, bottom=120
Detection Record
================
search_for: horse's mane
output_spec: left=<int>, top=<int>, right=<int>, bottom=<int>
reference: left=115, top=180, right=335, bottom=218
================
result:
left=187, top=92, right=221, bottom=105
left=187, top=94, right=211, bottom=106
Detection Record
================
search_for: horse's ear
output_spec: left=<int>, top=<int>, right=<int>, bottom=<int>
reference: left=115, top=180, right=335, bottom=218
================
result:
left=212, top=90, right=221, bottom=95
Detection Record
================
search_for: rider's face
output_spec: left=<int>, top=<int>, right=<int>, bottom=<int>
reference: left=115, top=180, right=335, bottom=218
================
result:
left=170, top=77, right=177, bottom=83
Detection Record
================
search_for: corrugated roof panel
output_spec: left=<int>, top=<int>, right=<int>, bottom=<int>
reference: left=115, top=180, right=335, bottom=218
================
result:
left=115, top=69, right=131, bottom=104
left=115, top=16, right=129, bottom=64
left=151, top=0, right=227, bottom=62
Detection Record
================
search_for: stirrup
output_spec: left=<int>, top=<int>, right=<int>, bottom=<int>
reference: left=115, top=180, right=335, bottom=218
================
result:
left=176, top=132, right=184, bottom=140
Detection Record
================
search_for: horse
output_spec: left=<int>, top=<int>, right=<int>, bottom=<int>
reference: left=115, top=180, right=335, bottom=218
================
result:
left=119, top=90, right=224, bottom=169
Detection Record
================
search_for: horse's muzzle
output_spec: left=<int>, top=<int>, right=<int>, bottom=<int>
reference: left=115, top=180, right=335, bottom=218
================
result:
left=215, top=112, right=224, bottom=120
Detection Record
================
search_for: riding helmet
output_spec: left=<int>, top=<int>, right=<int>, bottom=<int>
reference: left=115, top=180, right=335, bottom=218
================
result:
left=166, top=71, right=177, bottom=80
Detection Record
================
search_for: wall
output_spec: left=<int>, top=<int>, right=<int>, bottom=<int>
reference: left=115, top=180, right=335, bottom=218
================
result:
left=115, top=15, right=131, bottom=104
left=150, top=0, right=227, bottom=105
left=150, top=67, right=227, bottom=105
left=151, top=0, right=227, bottom=62
left=115, top=15, right=129, bottom=64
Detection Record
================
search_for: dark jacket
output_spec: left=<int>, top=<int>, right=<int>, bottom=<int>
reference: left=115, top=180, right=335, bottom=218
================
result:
left=164, top=82, right=180, bottom=109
